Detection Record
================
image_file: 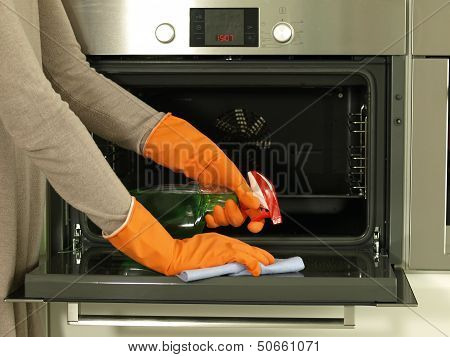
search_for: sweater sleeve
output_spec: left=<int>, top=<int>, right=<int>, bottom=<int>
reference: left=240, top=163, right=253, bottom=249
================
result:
left=38, top=0, right=165, bottom=155
left=0, top=1, right=132, bottom=234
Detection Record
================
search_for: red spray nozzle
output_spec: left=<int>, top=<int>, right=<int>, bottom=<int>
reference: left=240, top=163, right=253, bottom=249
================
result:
left=247, top=171, right=282, bottom=225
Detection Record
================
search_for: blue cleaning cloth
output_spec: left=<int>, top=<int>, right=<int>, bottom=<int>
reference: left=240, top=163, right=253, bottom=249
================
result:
left=176, top=256, right=305, bottom=282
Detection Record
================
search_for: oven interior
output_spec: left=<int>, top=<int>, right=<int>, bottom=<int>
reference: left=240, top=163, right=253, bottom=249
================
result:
left=52, top=60, right=386, bottom=266
left=72, top=66, right=375, bottom=248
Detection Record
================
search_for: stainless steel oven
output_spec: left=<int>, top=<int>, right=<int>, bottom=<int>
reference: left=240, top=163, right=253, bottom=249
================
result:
left=7, top=0, right=417, bottom=329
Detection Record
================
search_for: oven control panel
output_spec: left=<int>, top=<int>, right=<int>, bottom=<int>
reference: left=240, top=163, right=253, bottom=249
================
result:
left=62, top=0, right=407, bottom=56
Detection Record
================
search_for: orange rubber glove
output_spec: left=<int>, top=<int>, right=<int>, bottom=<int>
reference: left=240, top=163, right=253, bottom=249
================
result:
left=204, top=199, right=266, bottom=234
left=104, top=197, right=275, bottom=276
left=143, top=113, right=265, bottom=232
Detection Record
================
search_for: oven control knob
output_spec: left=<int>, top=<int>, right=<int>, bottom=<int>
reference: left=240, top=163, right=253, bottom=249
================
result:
left=272, top=22, right=294, bottom=43
left=155, top=23, right=175, bottom=44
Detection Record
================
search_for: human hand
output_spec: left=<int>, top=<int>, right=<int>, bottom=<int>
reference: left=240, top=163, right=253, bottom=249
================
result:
left=205, top=199, right=266, bottom=234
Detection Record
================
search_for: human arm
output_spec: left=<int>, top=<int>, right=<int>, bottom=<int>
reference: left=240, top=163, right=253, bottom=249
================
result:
left=0, top=0, right=131, bottom=234
left=38, top=0, right=164, bottom=155
left=0, top=1, right=273, bottom=274
left=38, top=0, right=266, bottom=233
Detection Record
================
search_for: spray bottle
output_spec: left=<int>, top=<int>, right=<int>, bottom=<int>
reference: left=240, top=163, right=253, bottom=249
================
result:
left=129, top=171, right=281, bottom=238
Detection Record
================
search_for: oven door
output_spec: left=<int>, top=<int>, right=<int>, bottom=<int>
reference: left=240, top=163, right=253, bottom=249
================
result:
left=6, top=60, right=416, bottom=317
left=10, top=247, right=414, bottom=306
left=7, top=249, right=415, bottom=329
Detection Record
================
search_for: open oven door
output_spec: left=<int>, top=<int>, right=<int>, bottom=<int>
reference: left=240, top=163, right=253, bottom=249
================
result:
left=6, top=245, right=416, bottom=307
left=5, top=244, right=416, bottom=329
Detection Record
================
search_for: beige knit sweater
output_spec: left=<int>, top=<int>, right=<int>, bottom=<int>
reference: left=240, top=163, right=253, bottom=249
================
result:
left=0, top=0, right=164, bottom=336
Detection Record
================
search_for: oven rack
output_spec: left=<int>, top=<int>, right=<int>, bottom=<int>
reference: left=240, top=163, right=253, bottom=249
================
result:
left=347, top=104, right=368, bottom=198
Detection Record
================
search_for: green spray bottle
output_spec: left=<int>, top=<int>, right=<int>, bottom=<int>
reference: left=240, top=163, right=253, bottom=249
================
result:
left=129, top=182, right=237, bottom=238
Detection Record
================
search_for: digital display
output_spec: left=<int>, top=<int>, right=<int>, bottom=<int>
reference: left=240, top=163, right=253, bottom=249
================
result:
left=216, top=34, right=235, bottom=42
left=190, top=8, right=258, bottom=47
left=205, top=9, right=244, bottom=46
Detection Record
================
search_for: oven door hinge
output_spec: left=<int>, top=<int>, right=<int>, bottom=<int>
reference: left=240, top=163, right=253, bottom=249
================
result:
left=73, top=223, right=83, bottom=265
left=373, top=226, right=380, bottom=264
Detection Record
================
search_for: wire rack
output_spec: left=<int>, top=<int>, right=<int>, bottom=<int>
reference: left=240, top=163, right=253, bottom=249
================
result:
left=216, top=108, right=271, bottom=149
left=347, top=104, right=368, bottom=198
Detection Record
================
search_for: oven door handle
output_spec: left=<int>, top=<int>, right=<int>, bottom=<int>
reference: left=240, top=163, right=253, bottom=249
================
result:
left=67, top=303, right=355, bottom=329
